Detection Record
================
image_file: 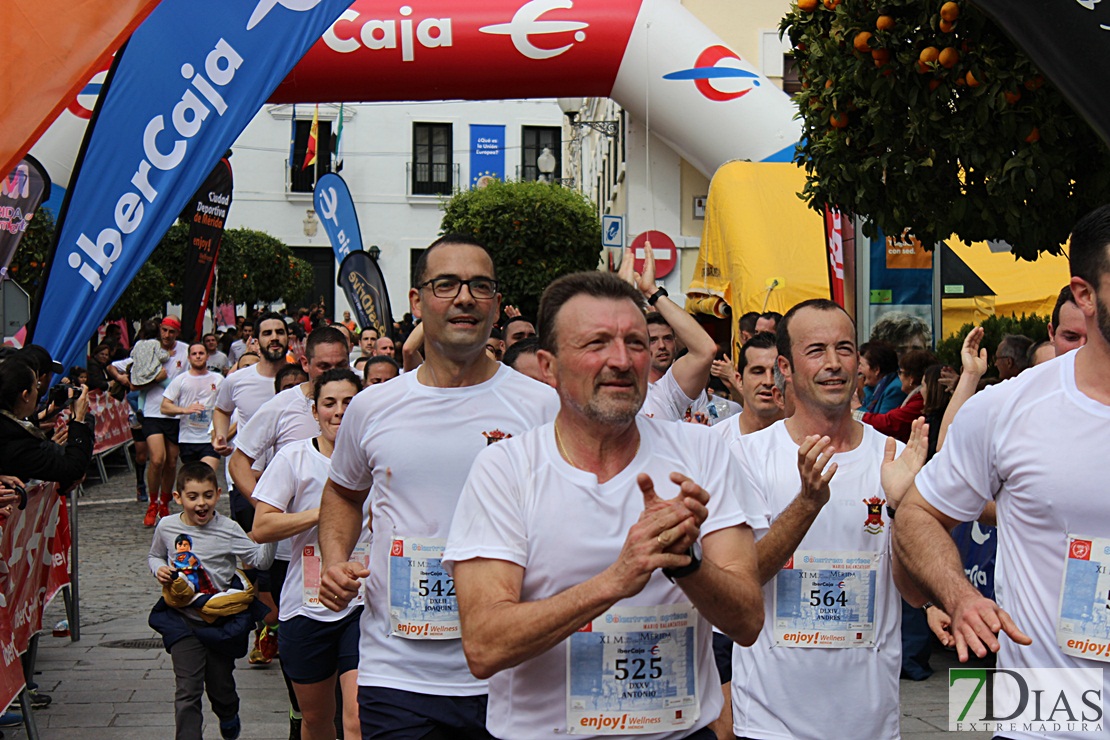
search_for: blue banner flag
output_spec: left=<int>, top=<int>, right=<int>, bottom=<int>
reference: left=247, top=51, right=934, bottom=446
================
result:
left=313, top=172, right=362, bottom=265
left=469, top=124, right=505, bottom=188
left=30, top=0, right=351, bottom=372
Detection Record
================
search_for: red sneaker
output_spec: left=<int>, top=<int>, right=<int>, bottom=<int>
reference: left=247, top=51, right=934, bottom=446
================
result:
left=259, top=625, right=279, bottom=661
left=143, top=502, right=159, bottom=527
left=157, top=502, right=170, bottom=520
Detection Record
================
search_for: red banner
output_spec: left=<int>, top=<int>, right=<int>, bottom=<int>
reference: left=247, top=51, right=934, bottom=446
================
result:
left=0, top=483, right=71, bottom=710
left=87, top=391, right=132, bottom=456
left=824, top=205, right=846, bottom=308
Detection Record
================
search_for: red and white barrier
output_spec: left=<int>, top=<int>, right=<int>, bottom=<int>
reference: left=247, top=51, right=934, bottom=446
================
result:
left=0, top=483, right=71, bottom=710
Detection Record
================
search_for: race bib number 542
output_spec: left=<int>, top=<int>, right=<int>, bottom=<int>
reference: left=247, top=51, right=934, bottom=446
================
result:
left=388, top=537, right=458, bottom=639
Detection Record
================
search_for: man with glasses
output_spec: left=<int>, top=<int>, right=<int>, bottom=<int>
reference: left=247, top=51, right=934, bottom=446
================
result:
left=995, top=333, right=1034, bottom=381
left=318, top=234, right=558, bottom=739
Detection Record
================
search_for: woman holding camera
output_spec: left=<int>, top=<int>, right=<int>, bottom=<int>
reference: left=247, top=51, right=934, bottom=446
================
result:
left=0, top=357, right=94, bottom=490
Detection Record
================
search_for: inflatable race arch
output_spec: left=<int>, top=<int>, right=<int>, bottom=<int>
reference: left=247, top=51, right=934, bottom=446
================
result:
left=33, top=0, right=802, bottom=193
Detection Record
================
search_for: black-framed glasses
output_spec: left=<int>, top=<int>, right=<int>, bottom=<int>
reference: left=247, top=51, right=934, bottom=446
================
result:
left=418, top=276, right=499, bottom=300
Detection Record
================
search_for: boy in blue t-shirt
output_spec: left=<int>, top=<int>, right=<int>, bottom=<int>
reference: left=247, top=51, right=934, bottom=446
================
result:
left=148, top=462, right=275, bottom=740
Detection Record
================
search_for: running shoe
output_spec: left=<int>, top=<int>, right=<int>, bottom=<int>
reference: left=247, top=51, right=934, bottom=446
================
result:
left=143, top=502, right=159, bottom=527
left=247, top=628, right=271, bottom=665
left=288, top=710, right=301, bottom=740
left=157, top=501, right=170, bottom=520
left=136, top=484, right=148, bottom=503
left=258, top=624, right=279, bottom=661
left=19, top=690, right=51, bottom=709
left=219, top=714, right=241, bottom=740
left=0, top=712, right=20, bottom=727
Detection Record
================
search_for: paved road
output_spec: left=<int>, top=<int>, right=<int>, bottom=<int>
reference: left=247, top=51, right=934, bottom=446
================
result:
left=4, top=459, right=989, bottom=738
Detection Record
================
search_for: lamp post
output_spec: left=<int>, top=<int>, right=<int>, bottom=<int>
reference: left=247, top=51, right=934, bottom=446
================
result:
left=368, top=244, right=381, bottom=261
left=537, top=147, right=556, bottom=183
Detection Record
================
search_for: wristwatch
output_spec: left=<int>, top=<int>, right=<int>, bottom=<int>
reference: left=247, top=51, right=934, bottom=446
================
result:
left=663, top=540, right=702, bottom=582
left=646, top=287, right=668, bottom=306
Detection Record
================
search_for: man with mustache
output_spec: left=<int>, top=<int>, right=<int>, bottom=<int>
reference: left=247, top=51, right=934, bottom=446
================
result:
left=444, top=271, right=764, bottom=740
left=318, top=235, right=558, bottom=739
left=728, top=299, right=927, bottom=740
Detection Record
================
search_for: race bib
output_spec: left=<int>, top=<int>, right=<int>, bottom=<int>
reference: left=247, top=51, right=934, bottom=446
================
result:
left=302, top=541, right=369, bottom=607
left=566, top=604, right=699, bottom=735
left=388, top=537, right=459, bottom=639
left=773, top=550, right=880, bottom=648
left=1056, top=534, right=1110, bottom=662
left=183, top=408, right=212, bottom=433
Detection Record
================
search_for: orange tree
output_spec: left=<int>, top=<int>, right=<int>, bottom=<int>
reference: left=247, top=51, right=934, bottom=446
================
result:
left=781, top=0, right=1110, bottom=260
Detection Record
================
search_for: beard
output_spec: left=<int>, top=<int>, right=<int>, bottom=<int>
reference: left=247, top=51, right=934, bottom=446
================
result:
left=1097, top=290, right=1110, bottom=347
left=261, top=342, right=287, bottom=362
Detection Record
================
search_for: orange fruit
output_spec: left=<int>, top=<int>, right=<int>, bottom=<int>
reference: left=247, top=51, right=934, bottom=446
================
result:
left=1004, top=90, right=1022, bottom=105
left=916, top=60, right=931, bottom=74
left=940, top=2, right=960, bottom=22
left=854, top=32, right=873, bottom=53
left=798, top=0, right=818, bottom=11
left=939, top=47, right=959, bottom=68
left=1024, top=75, right=1045, bottom=91
left=928, top=79, right=941, bottom=91
left=966, top=69, right=981, bottom=87
left=1025, top=126, right=1040, bottom=143
left=825, top=78, right=834, bottom=88
left=939, top=18, right=955, bottom=33
left=872, top=48, right=891, bottom=66
left=829, top=111, right=849, bottom=128
left=876, top=15, right=895, bottom=31
left=919, top=46, right=940, bottom=64
left=823, top=0, right=841, bottom=9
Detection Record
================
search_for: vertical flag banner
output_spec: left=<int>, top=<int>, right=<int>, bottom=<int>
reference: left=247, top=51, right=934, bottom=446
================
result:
left=469, top=124, right=505, bottom=187
left=303, top=104, right=319, bottom=171
left=313, top=173, right=362, bottom=266
left=1, top=0, right=161, bottom=181
left=29, top=0, right=352, bottom=373
left=0, top=156, right=51, bottom=279
left=337, top=251, right=393, bottom=340
left=181, top=156, right=233, bottom=342
left=824, top=205, right=845, bottom=308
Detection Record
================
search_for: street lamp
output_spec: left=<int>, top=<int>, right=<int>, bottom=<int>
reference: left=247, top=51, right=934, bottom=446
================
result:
left=368, top=244, right=381, bottom=261
left=557, top=97, right=619, bottom=137
left=537, top=147, right=556, bottom=182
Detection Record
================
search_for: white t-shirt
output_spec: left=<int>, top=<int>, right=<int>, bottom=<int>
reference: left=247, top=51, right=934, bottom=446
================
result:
left=328, top=364, right=559, bottom=696
left=916, top=350, right=1110, bottom=740
left=712, top=412, right=744, bottom=448
left=207, top=350, right=229, bottom=375
left=214, top=363, right=274, bottom=430
left=254, top=438, right=370, bottom=623
left=162, top=370, right=223, bottom=444
left=641, top=365, right=707, bottom=422
left=443, top=417, right=759, bottom=740
left=229, top=338, right=249, bottom=364
left=142, top=340, right=189, bottom=419
left=235, top=385, right=319, bottom=463
left=730, top=420, right=902, bottom=740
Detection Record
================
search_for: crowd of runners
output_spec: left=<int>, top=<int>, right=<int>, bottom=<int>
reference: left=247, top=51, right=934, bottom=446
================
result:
left=1, top=203, right=1108, bottom=740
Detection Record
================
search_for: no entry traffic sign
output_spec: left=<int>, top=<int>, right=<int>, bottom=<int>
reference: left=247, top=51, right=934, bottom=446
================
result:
left=631, top=230, right=677, bottom=278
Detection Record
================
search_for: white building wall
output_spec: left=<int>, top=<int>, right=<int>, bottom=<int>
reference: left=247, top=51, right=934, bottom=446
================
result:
left=226, top=99, right=564, bottom=320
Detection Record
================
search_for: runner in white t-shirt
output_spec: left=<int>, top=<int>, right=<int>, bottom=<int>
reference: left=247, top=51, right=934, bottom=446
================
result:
left=894, top=208, right=1110, bottom=740
left=253, top=369, right=367, bottom=740
left=443, top=272, right=763, bottom=740
left=160, top=342, right=223, bottom=470
left=135, top=316, right=189, bottom=527
left=318, top=237, right=558, bottom=739
left=729, top=299, right=927, bottom=740
left=613, top=246, right=714, bottom=422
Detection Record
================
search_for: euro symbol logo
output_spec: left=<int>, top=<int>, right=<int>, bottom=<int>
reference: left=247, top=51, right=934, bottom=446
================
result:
left=479, top=0, right=589, bottom=60
left=247, top=0, right=323, bottom=31
left=317, top=187, right=340, bottom=226
left=663, top=45, right=761, bottom=102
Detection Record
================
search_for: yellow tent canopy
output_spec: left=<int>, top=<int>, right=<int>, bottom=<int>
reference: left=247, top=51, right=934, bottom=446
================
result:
left=687, top=161, right=828, bottom=355
left=940, top=240, right=1070, bottom=338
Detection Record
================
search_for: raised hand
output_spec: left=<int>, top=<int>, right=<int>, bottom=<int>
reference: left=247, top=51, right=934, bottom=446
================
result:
left=880, top=417, right=929, bottom=508
left=961, top=327, right=988, bottom=378
left=797, top=435, right=836, bottom=507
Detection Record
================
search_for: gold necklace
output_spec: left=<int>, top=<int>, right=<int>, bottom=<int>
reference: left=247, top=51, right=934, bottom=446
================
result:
left=553, top=420, right=641, bottom=470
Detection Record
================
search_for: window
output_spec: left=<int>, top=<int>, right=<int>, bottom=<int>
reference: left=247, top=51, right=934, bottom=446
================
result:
left=412, top=123, right=453, bottom=195
left=520, top=125, right=562, bottom=182
left=289, top=118, right=333, bottom=193
left=782, top=55, right=802, bottom=96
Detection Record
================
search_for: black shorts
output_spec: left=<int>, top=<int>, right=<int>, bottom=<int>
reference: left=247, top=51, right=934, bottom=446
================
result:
left=278, top=608, right=362, bottom=683
left=712, top=631, right=733, bottom=685
left=130, top=411, right=147, bottom=443
left=357, top=686, right=492, bottom=740
left=141, top=415, right=179, bottom=444
left=178, top=442, right=217, bottom=464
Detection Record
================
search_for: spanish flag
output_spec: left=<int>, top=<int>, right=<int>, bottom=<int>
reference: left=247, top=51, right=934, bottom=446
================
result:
left=302, top=104, right=319, bottom=171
